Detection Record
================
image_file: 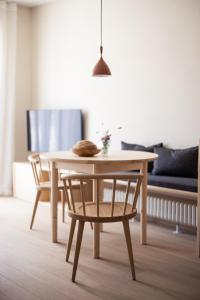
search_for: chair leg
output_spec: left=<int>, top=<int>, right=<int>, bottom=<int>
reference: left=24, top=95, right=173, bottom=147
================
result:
left=66, top=218, right=76, bottom=262
left=122, top=219, right=136, bottom=280
left=72, top=220, right=85, bottom=282
left=30, top=190, right=41, bottom=230
left=61, top=190, right=65, bottom=223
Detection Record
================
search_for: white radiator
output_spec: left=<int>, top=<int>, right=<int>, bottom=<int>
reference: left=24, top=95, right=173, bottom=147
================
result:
left=104, top=188, right=197, bottom=227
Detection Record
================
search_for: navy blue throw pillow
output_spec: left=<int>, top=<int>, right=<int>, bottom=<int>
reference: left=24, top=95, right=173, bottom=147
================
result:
left=152, top=146, right=198, bottom=178
left=121, top=141, right=163, bottom=173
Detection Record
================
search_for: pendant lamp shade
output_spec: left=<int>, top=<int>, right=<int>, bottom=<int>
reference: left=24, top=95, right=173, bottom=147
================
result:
left=92, top=47, right=111, bottom=76
left=92, top=0, right=111, bottom=77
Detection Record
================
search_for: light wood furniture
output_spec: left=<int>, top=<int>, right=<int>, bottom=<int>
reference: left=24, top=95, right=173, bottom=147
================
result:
left=29, top=153, right=86, bottom=228
left=28, top=153, right=67, bottom=229
left=13, top=162, right=92, bottom=224
left=40, top=151, right=157, bottom=258
left=28, top=154, right=93, bottom=228
left=197, top=140, right=200, bottom=257
left=62, top=173, right=143, bottom=282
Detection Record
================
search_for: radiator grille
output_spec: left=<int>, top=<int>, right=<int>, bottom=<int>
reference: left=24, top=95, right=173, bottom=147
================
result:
left=104, top=188, right=197, bottom=227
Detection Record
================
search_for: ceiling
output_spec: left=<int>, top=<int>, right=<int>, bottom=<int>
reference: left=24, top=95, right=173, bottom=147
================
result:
left=6, top=0, right=54, bottom=7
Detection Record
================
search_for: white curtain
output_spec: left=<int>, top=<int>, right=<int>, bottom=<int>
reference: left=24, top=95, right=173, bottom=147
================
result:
left=0, top=1, right=17, bottom=195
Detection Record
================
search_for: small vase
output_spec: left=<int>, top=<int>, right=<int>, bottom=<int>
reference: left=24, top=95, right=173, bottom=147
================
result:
left=102, top=141, right=110, bottom=157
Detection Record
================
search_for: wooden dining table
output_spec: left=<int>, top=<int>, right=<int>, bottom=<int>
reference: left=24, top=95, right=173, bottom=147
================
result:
left=40, top=150, right=157, bottom=258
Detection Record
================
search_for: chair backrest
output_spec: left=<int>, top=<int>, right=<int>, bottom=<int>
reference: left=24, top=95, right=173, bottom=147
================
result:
left=28, top=153, right=50, bottom=186
left=62, top=173, right=143, bottom=217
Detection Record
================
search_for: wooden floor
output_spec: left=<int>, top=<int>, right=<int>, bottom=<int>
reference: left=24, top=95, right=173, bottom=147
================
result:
left=0, top=198, right=200, bottom=300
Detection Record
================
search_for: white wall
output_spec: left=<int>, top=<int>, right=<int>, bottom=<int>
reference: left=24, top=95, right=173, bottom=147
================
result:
left=31, top=0, right=200, bottom=150
left=15, top=6, right=31, bottom=161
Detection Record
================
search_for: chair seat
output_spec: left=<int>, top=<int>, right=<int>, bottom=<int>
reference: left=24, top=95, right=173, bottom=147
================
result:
left=68, top=202, right=137, bottom=223
left=36, top=180, right=80, bottom=191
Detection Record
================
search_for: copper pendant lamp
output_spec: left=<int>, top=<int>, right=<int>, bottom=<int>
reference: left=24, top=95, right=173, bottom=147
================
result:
left=92, top=0, right=111, bottom=77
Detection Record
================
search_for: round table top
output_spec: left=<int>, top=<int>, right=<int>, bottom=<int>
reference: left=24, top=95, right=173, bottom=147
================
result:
left=40, top=150, right=158, bottom=164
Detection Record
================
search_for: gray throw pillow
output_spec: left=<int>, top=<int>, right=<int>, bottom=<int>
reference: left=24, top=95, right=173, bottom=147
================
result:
left=121, top=141, right=163, bottom=173
left=152, top=146, right=198, bottom=178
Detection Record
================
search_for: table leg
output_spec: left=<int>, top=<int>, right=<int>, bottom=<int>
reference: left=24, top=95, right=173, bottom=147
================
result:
left=99, top=179, right=104, bottom=232
left=50, top=162, right=58, bottom=243
left=93, top=172, right=100, bottom=258
left=93, top=223, right=100, bottom=258
left=140, top=161, right=148, bottom=245
left=93, top=165, right=104, bottom=258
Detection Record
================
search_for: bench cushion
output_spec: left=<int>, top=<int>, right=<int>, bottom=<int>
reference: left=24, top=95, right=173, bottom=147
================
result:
left=118, top=172, right=197, bottom=193
left=148, top=174, right=197, bottom=193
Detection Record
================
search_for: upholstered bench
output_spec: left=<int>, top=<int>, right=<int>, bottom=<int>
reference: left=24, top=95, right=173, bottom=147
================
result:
left=104, top=142, right=198, bottom=233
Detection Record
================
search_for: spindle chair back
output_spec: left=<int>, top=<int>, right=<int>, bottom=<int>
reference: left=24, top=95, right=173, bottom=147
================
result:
left=28, top=153, right=65, bottom=229
left=28, top=153, right=50, bottom=186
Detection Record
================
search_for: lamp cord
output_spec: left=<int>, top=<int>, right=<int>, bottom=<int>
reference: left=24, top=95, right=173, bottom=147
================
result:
left=100, top=0, right=103, bottom=55
left=100, top=0, right=102, bottom=47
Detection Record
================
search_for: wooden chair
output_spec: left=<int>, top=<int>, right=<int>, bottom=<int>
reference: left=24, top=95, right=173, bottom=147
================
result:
left=28, top=153, right=79, bottom=229
left=62, top=173, right=143, bottom=282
